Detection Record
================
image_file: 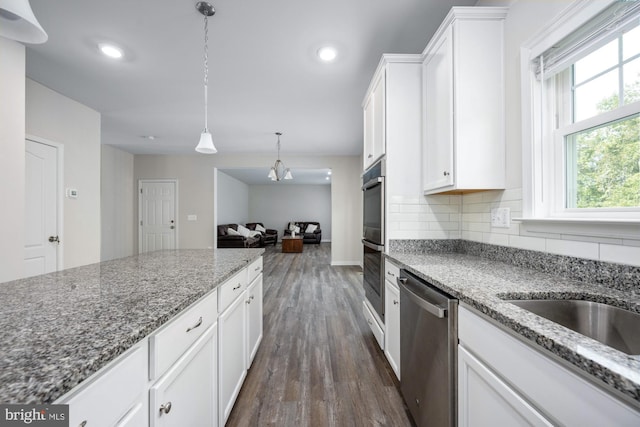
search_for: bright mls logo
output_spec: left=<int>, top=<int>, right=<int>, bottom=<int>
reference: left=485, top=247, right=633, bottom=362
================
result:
left=0, top=405, right=68, bottom=427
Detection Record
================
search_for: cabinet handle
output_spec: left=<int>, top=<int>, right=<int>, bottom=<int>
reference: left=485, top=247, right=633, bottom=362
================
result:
left=393, top=300, right=399, bottom=305
left=186, top=316, right=202, bottom=333
left=246, top=299, right=251, bottom=304
left=255, top=266, right=261, bottom=272
left=233, top=284, right=241, bottom=291
left=368, top=154, right=373, bottom=158
left=387, top=271, right=395, bottom=277
left=159, top=401, right=172, bottom=414
left=79, top=422, right=87, bottom=427
left=443, top=171, right=450, bottom=176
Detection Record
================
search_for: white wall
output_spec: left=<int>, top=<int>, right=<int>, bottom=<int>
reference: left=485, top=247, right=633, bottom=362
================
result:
left=248, top=184, right=332, bottom=240
left=134, top=154, right=362, bottom=265
left=0, top=38, right=26, bottom=283
left=26, top=79, right=102, bottom=269
left=217, top=171, right=249, bottom=225
left=101, top=145, right=135, bottom=261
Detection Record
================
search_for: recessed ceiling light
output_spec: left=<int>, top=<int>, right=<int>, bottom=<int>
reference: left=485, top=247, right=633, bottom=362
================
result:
left=327, top=170, right=332, bottom=175
left=99, top=43, right=123, bottom=59
left=325, top=176, right=330, bottom=180
left=317, top=46, right=337, bottom=62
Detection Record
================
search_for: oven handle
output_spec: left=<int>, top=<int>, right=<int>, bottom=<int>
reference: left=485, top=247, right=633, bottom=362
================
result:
left=362, top=239, right=384, bottom=251
left=362, top=177, right=383, bottom=191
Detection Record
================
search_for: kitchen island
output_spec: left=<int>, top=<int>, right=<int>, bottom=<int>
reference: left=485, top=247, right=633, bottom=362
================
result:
left=386, top=247, right=640, bottom=413
left=0, top=248, right=263, bottom=405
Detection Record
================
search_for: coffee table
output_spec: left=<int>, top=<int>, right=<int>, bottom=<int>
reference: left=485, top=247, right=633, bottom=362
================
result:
left=282, top=236, right=303, bottom=253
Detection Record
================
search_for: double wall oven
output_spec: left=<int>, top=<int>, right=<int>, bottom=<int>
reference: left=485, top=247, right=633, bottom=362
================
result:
left=362, top=159, right=385, bottom=322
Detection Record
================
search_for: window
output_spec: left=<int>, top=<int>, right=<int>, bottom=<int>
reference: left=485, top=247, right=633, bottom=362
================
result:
left=522, top=0, right=640, bottom=229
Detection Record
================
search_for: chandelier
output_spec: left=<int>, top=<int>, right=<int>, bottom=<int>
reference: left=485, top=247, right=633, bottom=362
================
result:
left=268, top=132, right=293, bottom=181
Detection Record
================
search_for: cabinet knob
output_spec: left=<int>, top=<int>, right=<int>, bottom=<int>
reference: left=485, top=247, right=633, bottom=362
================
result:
left=159, top=401, right=172, bottom=414
left=393, top=300, right=399, bottom=305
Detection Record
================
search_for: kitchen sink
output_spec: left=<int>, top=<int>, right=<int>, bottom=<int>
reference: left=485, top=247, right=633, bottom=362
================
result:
left=506, top=299, right=640, bottom=355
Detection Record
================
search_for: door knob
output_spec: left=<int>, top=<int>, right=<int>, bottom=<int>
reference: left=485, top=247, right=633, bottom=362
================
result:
left=48, top=236, right=60, bottom=244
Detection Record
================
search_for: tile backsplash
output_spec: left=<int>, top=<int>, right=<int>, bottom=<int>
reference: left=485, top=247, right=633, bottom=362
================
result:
left=387, top=188, right=640, bottom=268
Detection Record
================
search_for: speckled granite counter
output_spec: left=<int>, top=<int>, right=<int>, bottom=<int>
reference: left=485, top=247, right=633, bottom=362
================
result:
left=386, top=250, right=640, bottom=406
left=0, top=248, right=263, bottom=404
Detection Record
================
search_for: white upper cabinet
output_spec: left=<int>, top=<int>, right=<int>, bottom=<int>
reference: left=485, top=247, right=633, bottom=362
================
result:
left=363, top=68, right=386, bottom=170
left=422, top=7, right=508, bottom=195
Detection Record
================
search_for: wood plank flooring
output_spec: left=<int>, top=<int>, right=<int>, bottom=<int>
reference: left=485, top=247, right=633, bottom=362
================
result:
left=226, top=243, right=414, bottom=427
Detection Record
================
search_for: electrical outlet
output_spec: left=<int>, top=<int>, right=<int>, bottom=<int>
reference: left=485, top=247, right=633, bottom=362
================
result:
left=491, top=207, right=510, bottom=228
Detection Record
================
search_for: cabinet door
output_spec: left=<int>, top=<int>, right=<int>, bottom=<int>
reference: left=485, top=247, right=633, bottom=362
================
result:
left=363, top=92, right=375, bottom=169
left=423, top=25, right=454, bottom=192
left=458, top=346, right=553, bottom=427
left=246, top=274, right=263, bottom=369
left=219, top=291, right=247, bottom=426
left=384, top=280, right=400, bottom=380
left=371, top=69, right=386, bottom=162
left=150, top=324, right=217, bottom=427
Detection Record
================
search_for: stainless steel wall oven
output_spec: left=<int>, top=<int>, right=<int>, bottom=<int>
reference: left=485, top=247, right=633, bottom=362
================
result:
left=362, top=160, right=385, bottom=321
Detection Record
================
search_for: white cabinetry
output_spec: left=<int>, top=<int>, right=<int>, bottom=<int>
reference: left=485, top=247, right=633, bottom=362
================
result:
left=363, top=69, right=386, bottom=170
left=422, top=7, right=507, bottom=195
left=218, top=269, right=248, bottom=426
left=150, top=324, right=217, bottom=427
left=63, top=341, right=148, bottom=427
left=246, top=263, right=263, bottom=368
left=384, top=260, right=400, bottom=380
left=458, top=305, right=640, bottom=426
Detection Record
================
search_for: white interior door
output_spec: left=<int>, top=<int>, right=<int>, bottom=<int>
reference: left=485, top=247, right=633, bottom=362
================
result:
left=24, top=139, right=59, bottom=277
left=139, top=180, right=177, bottom=253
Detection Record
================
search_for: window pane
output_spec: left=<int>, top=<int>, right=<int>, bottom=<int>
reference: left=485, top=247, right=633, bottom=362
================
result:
left=624, top=57, right=640, bottom=104
left=574, top=38, right=618, bottom=84
left=573, top=69, right=619, bottom=121
left=623, top=24, right=640, bottom=61
left=565, top=114, right=640, bottom=209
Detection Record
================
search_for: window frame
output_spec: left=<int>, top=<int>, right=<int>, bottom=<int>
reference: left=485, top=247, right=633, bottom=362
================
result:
left=519, top=0, right=640, bottom=240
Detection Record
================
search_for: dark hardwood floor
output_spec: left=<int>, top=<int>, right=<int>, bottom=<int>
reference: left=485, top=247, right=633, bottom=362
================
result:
left=226, top=243, right=413, bottom=427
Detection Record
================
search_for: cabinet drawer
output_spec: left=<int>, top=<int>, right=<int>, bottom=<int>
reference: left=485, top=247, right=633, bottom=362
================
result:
left=149, top=290, right=217, bottom=380
left=247, top=257, right=263, bottom=284
left=384, top=259, right=400, bottom=285
left=64, top=342, right=147, bottom=427
left=219, top=268, right=248, bottom=313
left=363, top=300, right=384, bottom=350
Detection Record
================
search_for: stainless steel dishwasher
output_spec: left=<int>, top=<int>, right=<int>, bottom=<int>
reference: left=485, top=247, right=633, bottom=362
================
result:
left=398, top=269, right=458, bottom=427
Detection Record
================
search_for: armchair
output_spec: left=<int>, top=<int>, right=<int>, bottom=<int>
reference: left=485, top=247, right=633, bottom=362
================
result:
left=246, top=222, right=278, bottom=246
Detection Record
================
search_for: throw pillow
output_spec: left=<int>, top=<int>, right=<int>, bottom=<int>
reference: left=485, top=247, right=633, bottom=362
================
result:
left=237, top=224, right=251, bottom=238
left=255, top=224, right=266, bottom=233
left=227, top=228, right=241, bottom=236
left=289, top=222, right=297, bottom=231
left=305, top=224, right=317, bottom=233
left=294, top=226, right=301, bottom=233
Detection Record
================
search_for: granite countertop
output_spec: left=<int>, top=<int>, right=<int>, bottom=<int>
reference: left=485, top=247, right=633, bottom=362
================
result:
left=386, top=250, right=640, bottom=406
left=0, top=248, right=263, bottom=404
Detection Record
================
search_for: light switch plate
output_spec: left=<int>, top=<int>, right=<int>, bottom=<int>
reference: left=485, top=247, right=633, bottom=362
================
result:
left=491, top=207, right=510, bottom=228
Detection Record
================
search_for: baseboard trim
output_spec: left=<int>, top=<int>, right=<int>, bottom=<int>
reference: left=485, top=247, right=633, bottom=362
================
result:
left=331, top=261, right=361, bottom=266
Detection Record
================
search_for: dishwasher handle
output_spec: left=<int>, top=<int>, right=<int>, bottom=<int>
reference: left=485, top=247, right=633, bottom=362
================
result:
left=397, top=277, right=447, bottom=319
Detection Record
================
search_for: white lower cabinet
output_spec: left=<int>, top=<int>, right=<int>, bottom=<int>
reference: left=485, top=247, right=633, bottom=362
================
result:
left=218, top=289, right=247, bottom=426
left=458, top=305, right=640, bottom=426
left=63, top=341, right=148, bottom=427
left=384, top=278, right=400, bottom=380
left=150, top=323, right=217, bottom=427
left=246, top=272, right=263, bottom=369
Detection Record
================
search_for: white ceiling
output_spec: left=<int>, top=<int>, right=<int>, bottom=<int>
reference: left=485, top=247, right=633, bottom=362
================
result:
left=221, top=168, right=332, bottom=185
left=25, top=0, right=476, bottom=156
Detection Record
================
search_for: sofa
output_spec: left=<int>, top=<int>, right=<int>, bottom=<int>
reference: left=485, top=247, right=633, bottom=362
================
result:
left=246, top=222, right=278, bottom=246
left=217, top=224, right=261, bottom=248
left=283, top=221, right=322, bottom=244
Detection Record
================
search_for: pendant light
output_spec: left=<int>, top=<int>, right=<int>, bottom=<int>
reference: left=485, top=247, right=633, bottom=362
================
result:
left=268, top=132, right=293, bottom=181
left=0, top=0, right=48, bottom=44
left=195, top=1, right=217, bottom=154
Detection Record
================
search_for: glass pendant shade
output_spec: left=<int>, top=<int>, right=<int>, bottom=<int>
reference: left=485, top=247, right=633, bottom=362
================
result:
left=268, top=132, right=293, bottom=181
left=195, top=130, right=217, bottom=154
left=284, top=169, right=293, bottom=180
left=0, top=0, right=48, bottom=44
left=268, top=168, right=277, bottom=180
